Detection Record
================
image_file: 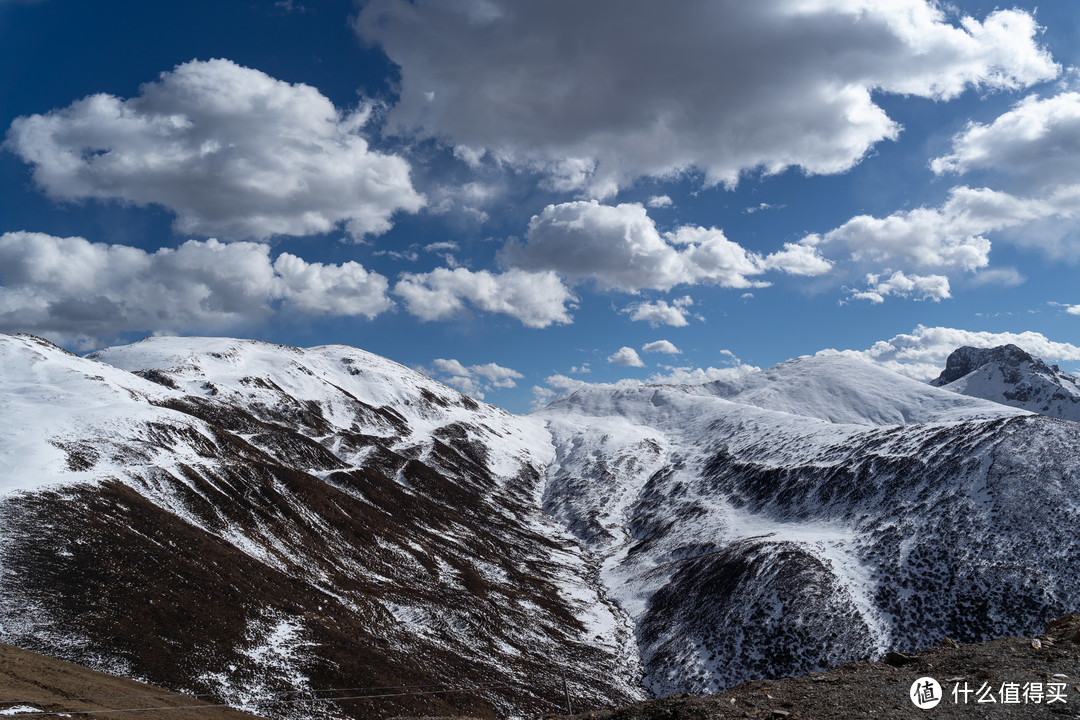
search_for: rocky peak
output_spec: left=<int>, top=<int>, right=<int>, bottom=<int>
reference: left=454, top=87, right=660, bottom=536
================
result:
left=931, top=344, right=1080, bottom=422
left=931, top=344, right=1041, bottom=386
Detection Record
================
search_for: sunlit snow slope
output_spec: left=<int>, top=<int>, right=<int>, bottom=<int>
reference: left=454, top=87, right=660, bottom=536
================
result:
left=0, top=334, right=643, bottom=720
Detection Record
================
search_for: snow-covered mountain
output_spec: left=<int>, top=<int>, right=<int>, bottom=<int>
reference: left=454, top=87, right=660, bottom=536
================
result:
left=0, top=334, right=643, bottom=719
left=931, top=344, right=1080, bottom=422
left=538, top=354, right=1079, bottom=694
left=2, top=334, right=1079, bottom=716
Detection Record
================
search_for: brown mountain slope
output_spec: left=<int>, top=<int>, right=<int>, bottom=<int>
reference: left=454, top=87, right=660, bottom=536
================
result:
left=0, top=642, right=267, bottom=718
left=0, top=334, right=640, bottom=720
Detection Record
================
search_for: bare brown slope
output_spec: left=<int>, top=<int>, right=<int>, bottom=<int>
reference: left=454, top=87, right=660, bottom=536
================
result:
left=0, top=642, right=267, bottom=718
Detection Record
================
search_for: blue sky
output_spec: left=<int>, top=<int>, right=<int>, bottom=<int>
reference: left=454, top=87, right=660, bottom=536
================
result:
left=2, top=0, right=1079, bottom=412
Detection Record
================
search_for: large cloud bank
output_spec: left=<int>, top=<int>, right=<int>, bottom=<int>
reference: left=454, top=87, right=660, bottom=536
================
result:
left=357, top=0, right=1057, bottom=195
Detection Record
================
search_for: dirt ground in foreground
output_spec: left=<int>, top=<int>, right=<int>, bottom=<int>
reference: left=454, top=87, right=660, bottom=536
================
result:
left=5, top=616, right=1080, bottom=719
left=0, top=642, right=266, bottom=719
left=550, top=615, right=1080, bottom=720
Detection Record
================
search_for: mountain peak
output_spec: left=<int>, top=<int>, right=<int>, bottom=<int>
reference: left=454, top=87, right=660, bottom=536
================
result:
left=931, top=344, right=1080, bottom=421
left=932, top=344, right=1041, bottom=386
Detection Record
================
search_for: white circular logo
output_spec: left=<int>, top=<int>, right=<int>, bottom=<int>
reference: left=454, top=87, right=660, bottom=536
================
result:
left=910, top=677, right=942, bottom=709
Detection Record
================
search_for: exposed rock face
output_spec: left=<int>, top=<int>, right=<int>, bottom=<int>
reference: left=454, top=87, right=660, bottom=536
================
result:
left=933, top=344, right=1036, bottom=385
left=931, top=344, right=1080, bottom=421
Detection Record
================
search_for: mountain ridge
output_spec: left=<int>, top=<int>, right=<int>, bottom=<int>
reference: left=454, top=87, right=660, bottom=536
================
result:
left=535, top=359, right=1078, bottom=694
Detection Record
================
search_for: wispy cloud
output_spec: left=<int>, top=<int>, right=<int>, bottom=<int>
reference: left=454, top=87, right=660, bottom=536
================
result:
left=744, top=202, right=785, bottom=214
left=425, top=357, right=523, bottom=399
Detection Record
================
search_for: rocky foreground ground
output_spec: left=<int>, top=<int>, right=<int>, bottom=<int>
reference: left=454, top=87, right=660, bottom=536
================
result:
left=548, top=614, right=1080, bottom=720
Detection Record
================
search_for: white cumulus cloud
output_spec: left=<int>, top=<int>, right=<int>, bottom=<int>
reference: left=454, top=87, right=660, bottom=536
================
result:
left=931, top=92, right=1080, bottom=188
left=607, top=346, right=645, bottom=367
left=820, top=91, right=1080, bottom=274
left=642, top=340, right=681, bottom=355
left=925, top=90, right=1080, bottom=258
left=811, top=187, right=1011, bottom=271
left=427, top=357, right=524, bottom=399
left=761, top=241, right=835, bottom=276
left=273, top=253, right=392, bottom=316
left=623, top=296, right=696, bottom=327
left=0, top=231, right=392, bottom=347
left=393, top=267, right=574, bottom=328
left=357, top=0, right=1057, bottom=195
left=502, top=201, right=829, bottom=292
left=812, top=184, right=1080, bottom=269
left=5, top=58, right=425, bottom=240
left=848, top=270, right=951, bottom=304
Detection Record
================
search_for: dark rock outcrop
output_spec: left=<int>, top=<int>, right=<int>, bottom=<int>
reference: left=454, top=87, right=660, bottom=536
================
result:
left=931, top=344, right=1080, bottom=421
